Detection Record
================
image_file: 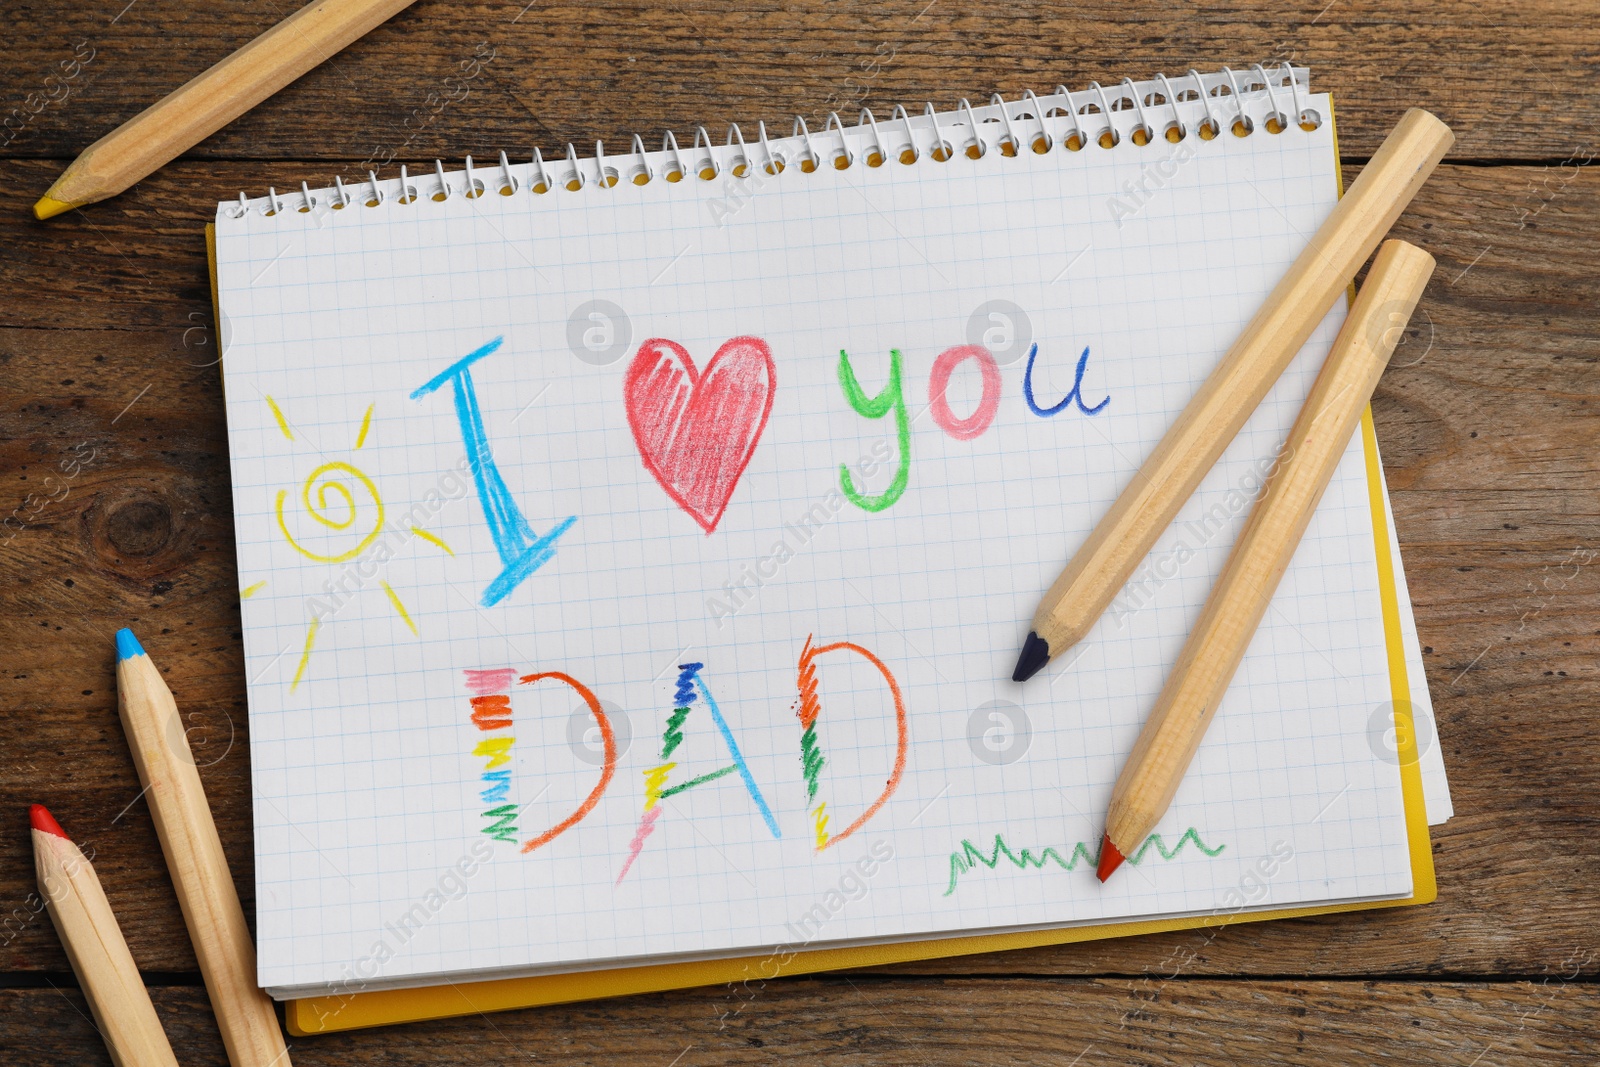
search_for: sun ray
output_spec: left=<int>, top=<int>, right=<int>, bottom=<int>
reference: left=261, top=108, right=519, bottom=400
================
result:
left=262, top=394, right=435, bottom=693
left=265, top=395, right=294, bottom=441
left=411, top=526, right=455, bottom=556
left=382, top=581, right=419, bottom=635
left=290, top=615, right=320, bottom=691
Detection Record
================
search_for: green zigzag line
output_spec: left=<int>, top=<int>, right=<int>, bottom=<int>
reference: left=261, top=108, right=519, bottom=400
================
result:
left=1128, top=827, right=1226, bottom=865
left=798, top=722, right=826, bottom=803
left=943, top=828, right=1225, bottom=896
left=481, top=803, right=519, bottom=843
left=660, top=704, right=691, bottom=761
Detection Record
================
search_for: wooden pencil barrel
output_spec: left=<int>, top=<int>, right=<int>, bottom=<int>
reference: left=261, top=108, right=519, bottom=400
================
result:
left=1031, top=109, right=1453, bottom=657
left=41, top=0, right=417, bottom=211
left=117, top=650, right=290, bottom=1067
left=34, top=826, right=181, bottom=1067
left=1105, top=239, right=1437, bottom=853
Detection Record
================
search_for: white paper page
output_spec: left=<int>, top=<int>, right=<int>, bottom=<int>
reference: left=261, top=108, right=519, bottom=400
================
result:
left=215, top=78, right=1416, bottom=995
left=1378, top=453, right=1453, bottom=823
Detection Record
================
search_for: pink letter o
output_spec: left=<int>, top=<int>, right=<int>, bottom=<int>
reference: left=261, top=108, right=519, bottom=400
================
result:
left=927, top=344, right=1001, bottom=441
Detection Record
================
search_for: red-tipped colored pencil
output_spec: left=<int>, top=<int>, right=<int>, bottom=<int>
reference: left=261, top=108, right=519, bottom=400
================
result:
left=1098, top=241, right=1434, bottom=883
left=1095, top=834, right=1125, bottom=882
left=31, top=804, right=180, bottom=1066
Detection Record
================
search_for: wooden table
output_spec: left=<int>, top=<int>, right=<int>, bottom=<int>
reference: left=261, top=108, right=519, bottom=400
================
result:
left=2, top=2, right=1596, bottom=1063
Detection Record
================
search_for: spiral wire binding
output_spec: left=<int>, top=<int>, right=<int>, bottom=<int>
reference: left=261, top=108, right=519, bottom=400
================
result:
left=842, top=118, right=864, bottom=167
left=1155, top=74, right=1187, bottom=142
left=224, top=63, right=1318, bottom=221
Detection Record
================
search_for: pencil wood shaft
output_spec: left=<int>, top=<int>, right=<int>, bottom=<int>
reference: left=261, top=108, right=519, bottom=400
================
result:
left=34, top=827, right=180, bottom=1067
left=39, top=0, right=417, bottom=212
left=1030, top=109, right=1453, bottom=659
left=116, top=646, right=290, bottom=1067
left=1104, top=239, right=1436, bottom=854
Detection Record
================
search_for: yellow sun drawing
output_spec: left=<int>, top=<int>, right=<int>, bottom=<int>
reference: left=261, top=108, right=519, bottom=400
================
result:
left=244, top=397, right=453, bottom=691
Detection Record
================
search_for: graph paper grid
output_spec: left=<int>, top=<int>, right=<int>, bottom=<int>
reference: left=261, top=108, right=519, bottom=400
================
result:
left=214, top=80, right=1428, bottom=996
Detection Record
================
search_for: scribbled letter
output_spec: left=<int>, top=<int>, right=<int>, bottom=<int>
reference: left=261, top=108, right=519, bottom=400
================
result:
left=795, top=636, right=908, bottom=850
left=927, top=344, right=1002, bottom=441
left=412, top=338, right=577, bottom=606
left=838, top=349, right=910, bottom=511
left=465, top=668, right=520, bottom=842
left=1022, top=343, right=1110, bottom=418
left=615, top=662, right=780, bottom=883
left=517, top=671, right=616, bottom=854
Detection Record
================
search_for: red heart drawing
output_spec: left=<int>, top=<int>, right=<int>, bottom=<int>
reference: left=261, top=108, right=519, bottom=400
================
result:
left=624, top=336, right=777, bottom=534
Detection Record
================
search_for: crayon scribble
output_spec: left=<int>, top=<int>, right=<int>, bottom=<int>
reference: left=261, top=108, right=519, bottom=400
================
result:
left=616, top=662, right=779, bottom=884
left=796, top=636, right=908, bottom=851
left=624, top=336, right=776, bottom=534
left=413, top=337, right=577, bottom=606
left=290, top=615, right=320, bottom=692
left=837, top=349, right=910, bottom=511
left=275, top=461, right=385, bottom=565
left=252, top=398, right=448, bottom=692
left=265, top=395, right=294, bottom=440
left=518, top=671, right=616, bottom=854
left=927, top=344, right=1002, bottom=441
left=465, top=668, right=520, bottom=843
left=1022, top=343, right=1110, bottom=418
left=943, top=828, right=1224, bottom=896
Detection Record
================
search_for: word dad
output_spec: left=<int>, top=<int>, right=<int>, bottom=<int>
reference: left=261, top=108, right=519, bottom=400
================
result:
left=462, top=634, right=908, bottom=882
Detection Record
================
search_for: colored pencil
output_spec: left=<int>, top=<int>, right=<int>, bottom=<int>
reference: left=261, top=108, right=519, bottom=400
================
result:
left=34, top=0, right=418, bottom=219
left=1096, top=239, right=1436, bottom=881
left=31, top=804, right=180, bottom=1067
left=1012, top=108, right=1453, bottom=682
left=114, top=628, right=291, bottom=1066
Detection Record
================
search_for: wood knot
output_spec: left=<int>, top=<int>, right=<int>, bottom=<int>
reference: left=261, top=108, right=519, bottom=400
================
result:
left=83, top=487, right=189, bottom=582
left=104, top=499, right=172, bottom=557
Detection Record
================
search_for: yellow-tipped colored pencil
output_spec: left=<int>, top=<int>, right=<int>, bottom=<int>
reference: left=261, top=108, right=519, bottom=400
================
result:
left=35, top=0, right=418, bottom=219
left=115, top=628, right=291, bottom=1066
left=31, top=803, right=181, bottom=1067
left=1098, top=239, right=1436, bottom=882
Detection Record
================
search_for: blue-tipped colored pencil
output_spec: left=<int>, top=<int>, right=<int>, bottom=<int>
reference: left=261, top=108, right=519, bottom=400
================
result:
left=115, top=628, right=291, bottom=1065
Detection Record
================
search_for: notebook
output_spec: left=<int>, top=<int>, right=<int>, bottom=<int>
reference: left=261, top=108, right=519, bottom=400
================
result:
left=207, top=64, right=1451, bottom=1032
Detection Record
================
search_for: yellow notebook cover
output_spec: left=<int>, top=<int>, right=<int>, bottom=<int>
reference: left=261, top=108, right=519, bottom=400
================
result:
left=202, top=95, right=1436, bottom=1038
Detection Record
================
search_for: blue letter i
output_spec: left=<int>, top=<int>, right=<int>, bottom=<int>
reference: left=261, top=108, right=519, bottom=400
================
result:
left=413, top=337, right=577, bottom=606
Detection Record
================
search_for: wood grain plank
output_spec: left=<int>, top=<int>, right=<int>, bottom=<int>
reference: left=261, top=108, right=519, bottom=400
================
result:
left=0, top=159, right=1593, bottom=980
left=3, top=977, right=1598, bottom=1065
left=3, top=0, right=1596, bottom=167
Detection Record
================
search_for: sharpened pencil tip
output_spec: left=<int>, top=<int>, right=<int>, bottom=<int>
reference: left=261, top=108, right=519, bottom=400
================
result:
left=33, top=195, right=75, bottom=220
left=30, top=804, right=68, bottom=840
left=115, top=627, right=145, bottom=662
left=1011, top=630, right=1051, bottom=682
left=1096, top=833, right=1125, bottom=882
